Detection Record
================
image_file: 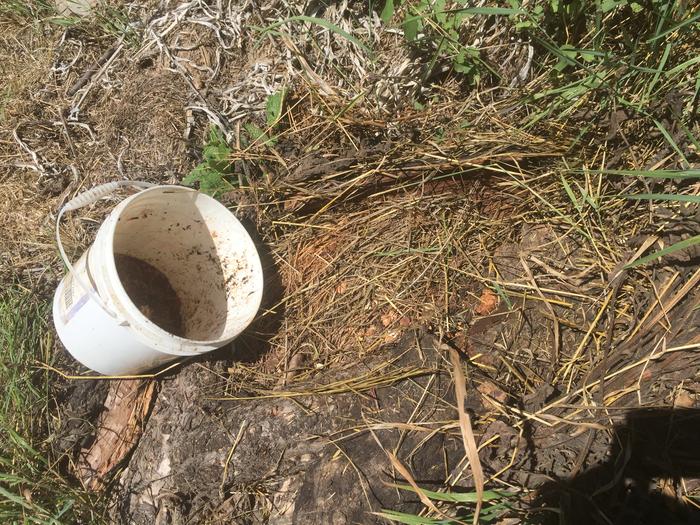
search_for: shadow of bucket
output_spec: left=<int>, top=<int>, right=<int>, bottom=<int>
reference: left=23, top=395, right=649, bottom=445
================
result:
left=53, top=183, right=263, bottom=375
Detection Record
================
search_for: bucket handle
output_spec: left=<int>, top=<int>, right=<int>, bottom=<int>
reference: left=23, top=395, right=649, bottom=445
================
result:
left=56, top=181, right=155, bottom=318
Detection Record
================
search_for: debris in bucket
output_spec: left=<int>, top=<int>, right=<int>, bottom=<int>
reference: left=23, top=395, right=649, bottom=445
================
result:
left=115, top=254, right=184, bottom=337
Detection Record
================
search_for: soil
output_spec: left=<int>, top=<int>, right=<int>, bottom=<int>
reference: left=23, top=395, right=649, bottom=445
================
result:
left=49, top=231, right=700, bottom=525
left=115, top=254, right=184, bottom=337
left=108, top=334, right=464, bottom=525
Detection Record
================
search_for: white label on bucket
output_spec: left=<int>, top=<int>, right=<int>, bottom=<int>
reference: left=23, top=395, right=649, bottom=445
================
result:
left=59, top=271, right=89, bottom=325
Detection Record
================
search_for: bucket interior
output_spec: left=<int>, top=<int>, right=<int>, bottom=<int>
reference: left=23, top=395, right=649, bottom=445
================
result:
left=111, top=188, right=262, bottom=342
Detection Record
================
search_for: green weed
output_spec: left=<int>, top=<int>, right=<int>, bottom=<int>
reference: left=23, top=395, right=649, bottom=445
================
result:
left=399, top=1, right=518, bottom=82
left=183, top=126, right=236, bottom=196
left=185, top=90, right=286, bottom=195
left=244, top=88, right=286, bottom=147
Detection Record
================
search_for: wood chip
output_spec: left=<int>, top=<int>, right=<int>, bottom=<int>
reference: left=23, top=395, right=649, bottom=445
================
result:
left=77, top=379, right=156, bottom=490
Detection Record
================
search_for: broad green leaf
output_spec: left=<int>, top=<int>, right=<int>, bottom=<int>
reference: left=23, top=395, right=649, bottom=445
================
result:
left=380, top=0, right=395, bottom=24
left=558, top=45, right=578, bottom=59
left=552, top=44, right=579, bottom=71
left=199, top=170, right=227, bottom=195
left=245, top=123, right=266, bottom=142
left=266, top=89, right=286, bottom=127
left=403, top=13, right=420, bottom=41
left=600, top=0, right=627, bottom=13
left=182, top=164, right=207, bottom=187
left=245, top=122, right=277, bottom=146
left=203, top=143, right=231, bottom=163
left=208, top=126, right=226, bottom=145
left=434, top=0, right=448, bottom=25
left=579, top=50, right=597, bottom=62
left=453, top=61, right=475, bottom=74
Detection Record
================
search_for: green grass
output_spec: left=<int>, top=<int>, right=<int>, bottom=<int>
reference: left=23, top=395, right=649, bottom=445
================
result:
left=0, top=0, right=140, bottom=47
left=0, top=288, right=99, bottom=524
left=516, top=1, right=700, bottom=267
left=375, top=484, right=517, bottom=524
left=0, top=0, right=53, bottom=20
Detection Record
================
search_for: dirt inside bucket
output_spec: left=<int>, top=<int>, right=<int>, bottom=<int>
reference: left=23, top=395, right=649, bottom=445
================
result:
left=114, top=254, right=184, bottom=337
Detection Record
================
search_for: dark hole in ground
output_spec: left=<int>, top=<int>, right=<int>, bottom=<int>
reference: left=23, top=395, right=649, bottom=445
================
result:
left=532, top=408, right=700, bottom=525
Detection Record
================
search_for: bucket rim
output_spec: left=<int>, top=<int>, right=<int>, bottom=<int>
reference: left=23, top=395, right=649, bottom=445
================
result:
left=96, top=185, right=263, bottom=354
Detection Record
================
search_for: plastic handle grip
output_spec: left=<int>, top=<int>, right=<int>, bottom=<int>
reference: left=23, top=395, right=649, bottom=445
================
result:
left=62, top=181, right=154, bottom=212
left=56, top=181, right=155, bottom=318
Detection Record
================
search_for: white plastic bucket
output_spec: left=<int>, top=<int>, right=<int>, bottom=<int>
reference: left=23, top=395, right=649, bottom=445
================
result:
left=52, top=183, right=263, bottom=375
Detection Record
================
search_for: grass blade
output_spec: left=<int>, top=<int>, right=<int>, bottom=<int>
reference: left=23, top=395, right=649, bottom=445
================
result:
left=647, top=11, right=700, bottom=42
left=581, top=169, right=700, bottom=180
left=653, top=118, right=689, bottom=166
left=388, top=483, right=510, bottom=503
left=385, top=451, right=444, bottom=518
left=402, top=6, right=519, bottom=26
left=257, top=15, right=370, bottom=54
left=448, top=347, right=484, bottom=525
left=644, top=42, right=672, bottom=101
left=623, top=193, right=700, bottom=203
left=374, top=510, right=452, bottom=525
left=626, top=235, right=700, bottom=268
left=561, top=174, right=581, bottom=211
left=452, top=7, right=521, bottom=16
left=665, top=54, right=700, bottom=78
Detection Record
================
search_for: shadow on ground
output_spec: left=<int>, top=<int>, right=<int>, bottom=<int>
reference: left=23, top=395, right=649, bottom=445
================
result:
left=532, top=408, right=700, bottom=525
